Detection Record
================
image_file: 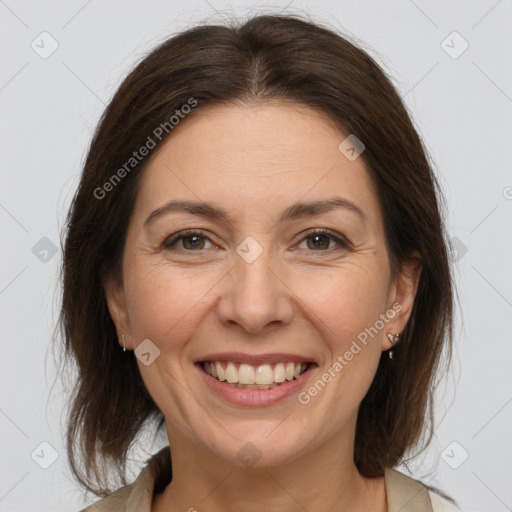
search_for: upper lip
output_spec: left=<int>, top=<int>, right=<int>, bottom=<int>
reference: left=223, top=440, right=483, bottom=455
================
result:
left=195, top=352, right=317, bottom=365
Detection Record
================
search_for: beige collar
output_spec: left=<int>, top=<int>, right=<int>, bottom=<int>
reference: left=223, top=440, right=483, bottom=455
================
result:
left=385, top=466, right=433, bottom=511
left=82, top=447, right=432, bottom=512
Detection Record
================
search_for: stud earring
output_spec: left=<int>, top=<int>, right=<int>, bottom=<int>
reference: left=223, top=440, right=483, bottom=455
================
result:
left=122, top=334, right=126, bottom=352
left=387, top=332, right=400, bottom=359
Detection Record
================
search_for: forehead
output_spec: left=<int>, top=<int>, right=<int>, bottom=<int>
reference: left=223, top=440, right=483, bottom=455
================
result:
left=135, top=102, right=381, bottom=224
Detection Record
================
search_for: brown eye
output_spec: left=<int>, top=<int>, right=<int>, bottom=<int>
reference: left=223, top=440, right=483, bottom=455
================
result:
left=306, top=234, right=331, bottom=250
left=182, top=234, right=206, bottom=250
left=297, top=229, right=350, bottom=252
left=163, top=231, right=214, bottom=251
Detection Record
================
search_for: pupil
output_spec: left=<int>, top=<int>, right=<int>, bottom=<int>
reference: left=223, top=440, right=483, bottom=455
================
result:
left=310, top=235, right=328, bottom=249
left=186, top=235, right=202, bottom=249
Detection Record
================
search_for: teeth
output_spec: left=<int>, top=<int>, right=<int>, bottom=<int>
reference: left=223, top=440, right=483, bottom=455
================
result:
left=239, top=364, right=255, bottom=384
left=285, top=362, right=295, bottom=381
left=274, top=362, right=286, bottom=382
left=225, top=362, right=238, bottom=383
left=215, top=361, right=226, bottom=381
left=233, top=382, right=280, bottom=390
left=255, top=364, right=274, bottom=385
left=202, top=361, right=309, bottom=386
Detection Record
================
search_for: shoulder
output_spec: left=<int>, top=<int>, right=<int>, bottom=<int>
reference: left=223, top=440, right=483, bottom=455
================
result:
left=429, top=490, right=461, bottom=511
left=384, top=468, right=459, bottom=512
left=79, top=470, right=153, bottom=512
left=80, top=482, right=137, bottom=511
left=79, top=447, right=171, bottom=512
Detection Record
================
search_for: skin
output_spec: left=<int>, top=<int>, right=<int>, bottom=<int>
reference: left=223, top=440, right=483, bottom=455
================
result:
left=104, top=102, right=422, bottom=512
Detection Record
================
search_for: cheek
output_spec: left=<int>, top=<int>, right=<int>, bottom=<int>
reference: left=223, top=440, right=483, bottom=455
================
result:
left=123, top=249, right=388, bottom=355
left=289, top=260, right=388, bottom=340
left=123, top=260, right=217, bottom=344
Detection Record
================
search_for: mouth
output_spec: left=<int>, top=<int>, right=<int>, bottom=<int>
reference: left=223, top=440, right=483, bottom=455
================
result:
left=196, top=360, right=317, bottom=390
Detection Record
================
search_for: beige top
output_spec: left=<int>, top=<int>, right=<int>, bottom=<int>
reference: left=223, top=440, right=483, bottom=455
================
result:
left=81, top=447, right=458, bottom=511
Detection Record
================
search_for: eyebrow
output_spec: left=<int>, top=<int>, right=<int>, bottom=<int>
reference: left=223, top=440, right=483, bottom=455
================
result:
left=144, top=196, right=366, bottom=227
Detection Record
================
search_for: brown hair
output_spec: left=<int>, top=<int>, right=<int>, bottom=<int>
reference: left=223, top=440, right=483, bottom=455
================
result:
left=57, top=12, right=454, bottom=499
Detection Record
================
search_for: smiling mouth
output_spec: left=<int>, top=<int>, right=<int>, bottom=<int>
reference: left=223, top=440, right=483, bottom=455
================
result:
left=199, top=360, right=315, bottom=390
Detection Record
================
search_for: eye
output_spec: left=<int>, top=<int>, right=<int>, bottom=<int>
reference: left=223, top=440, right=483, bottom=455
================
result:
left=162, top=230, right=215, bottom=251
left=296, top=229, right=350, bottom=252
left=162, top=228, right=350, bottom=253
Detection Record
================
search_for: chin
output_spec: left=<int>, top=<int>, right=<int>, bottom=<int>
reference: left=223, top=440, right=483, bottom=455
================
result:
left=200, top=423, right=314, bottom=470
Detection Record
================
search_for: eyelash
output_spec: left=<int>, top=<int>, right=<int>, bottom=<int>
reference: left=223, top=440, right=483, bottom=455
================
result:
left=162, top=228, right=350, bottom=253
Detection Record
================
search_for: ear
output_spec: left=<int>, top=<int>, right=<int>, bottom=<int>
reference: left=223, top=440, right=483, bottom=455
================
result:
left=103, top=273, right=132, bottom=351
left=382, top=250, right=422, bottom=351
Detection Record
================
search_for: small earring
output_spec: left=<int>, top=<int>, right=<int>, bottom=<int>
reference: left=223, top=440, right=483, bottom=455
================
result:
left=387, top=333, right=400, bottom=359
left=122, top=334, right=126, bottom=352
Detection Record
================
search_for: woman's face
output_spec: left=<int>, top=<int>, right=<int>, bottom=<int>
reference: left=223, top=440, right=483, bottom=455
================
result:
left=105, top=102, right=418, bottom=468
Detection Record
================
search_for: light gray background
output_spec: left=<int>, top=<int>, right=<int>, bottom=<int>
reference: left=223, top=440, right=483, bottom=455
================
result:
left=1, top=1, right=511, bottom=511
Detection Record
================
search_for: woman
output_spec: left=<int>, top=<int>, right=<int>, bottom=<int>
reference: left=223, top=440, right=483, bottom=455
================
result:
left=59, top=13, right=459, bottom=511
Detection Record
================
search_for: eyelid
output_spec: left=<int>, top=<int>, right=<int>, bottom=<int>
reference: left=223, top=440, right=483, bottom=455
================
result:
left=295, top=228, right=351, bottom=250
left=163, top=228, right=351, bottom=252
left=162, top=229, right=217, bottom=250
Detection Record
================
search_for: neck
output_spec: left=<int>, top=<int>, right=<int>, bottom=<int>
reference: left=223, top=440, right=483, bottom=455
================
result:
left=153, top=422, right=387, bottom=512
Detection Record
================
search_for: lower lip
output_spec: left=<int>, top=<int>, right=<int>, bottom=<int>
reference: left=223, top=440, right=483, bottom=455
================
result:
left=195, top=362, right=318, bottom=406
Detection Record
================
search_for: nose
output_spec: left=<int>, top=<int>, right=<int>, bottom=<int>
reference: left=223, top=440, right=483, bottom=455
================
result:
left=216, top=248, right=294, bottom=335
